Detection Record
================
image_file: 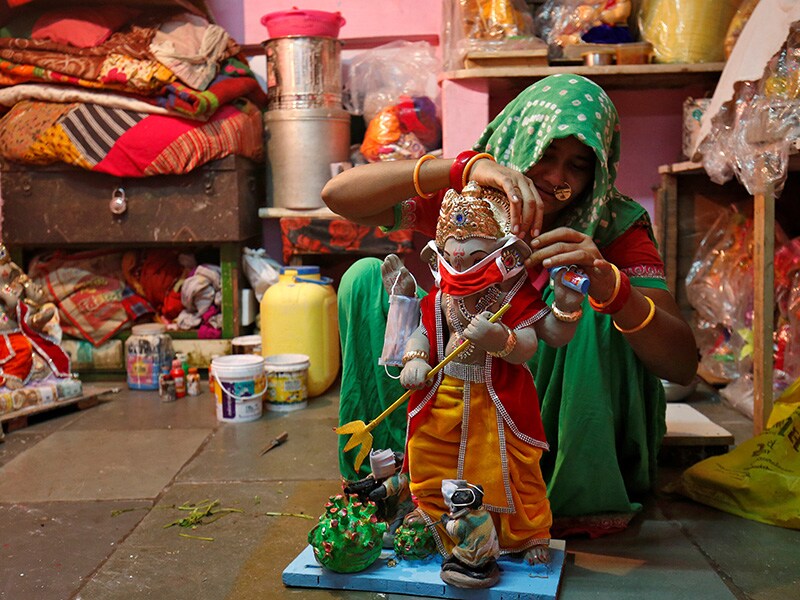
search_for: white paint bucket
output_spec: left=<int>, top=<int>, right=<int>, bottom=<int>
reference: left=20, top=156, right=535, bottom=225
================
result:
left=231, top=334, right=262, bottom=355
left=212, top=355, right=266, bottom=423
left=264, top=353, right=310, bottom=412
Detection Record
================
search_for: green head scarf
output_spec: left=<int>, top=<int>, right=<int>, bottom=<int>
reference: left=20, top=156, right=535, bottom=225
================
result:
left=474, top=74, right=647, bottom=246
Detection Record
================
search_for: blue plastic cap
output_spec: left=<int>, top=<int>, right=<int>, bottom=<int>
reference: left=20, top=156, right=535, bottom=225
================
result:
left=280, top=265, right=320, bottom=275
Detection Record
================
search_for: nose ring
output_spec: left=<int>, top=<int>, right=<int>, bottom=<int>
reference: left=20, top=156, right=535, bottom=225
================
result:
left=553, top=182, right=572, bottom=202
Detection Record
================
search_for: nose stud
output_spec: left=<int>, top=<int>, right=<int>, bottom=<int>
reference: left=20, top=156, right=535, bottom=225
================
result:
left=553, top=182, right=572, bottom=202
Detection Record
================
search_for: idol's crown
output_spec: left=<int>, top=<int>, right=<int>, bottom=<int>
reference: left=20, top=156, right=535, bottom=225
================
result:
left=435, top=181, right=511, bottom=250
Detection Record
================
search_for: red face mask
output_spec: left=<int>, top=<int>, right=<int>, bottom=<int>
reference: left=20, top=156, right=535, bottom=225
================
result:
left=426, top=238, right=526, bottom=297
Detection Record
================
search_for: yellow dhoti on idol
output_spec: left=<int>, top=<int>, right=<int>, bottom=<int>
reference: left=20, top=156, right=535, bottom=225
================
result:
left=407, top=373, right=551, bottom=556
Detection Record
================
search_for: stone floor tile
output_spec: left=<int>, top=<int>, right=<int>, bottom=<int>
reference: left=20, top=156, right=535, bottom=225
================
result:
left=0, top=500, right=150, bottom=600
left=0, top=429, right=211, bottom=502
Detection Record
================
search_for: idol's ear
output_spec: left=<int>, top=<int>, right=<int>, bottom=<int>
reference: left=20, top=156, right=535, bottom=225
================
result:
left=419, top=239, right=438, bottom=265
left=497, top=235, right=532, bottom=262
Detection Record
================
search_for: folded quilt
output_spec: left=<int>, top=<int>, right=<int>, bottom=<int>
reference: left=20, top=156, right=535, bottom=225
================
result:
left=0, top=96, right=263, bottom=176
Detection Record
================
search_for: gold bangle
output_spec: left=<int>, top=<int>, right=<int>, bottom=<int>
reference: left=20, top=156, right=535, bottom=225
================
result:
left=489, top=325, right=517, bottom=358
left=613, top=295, right=656, bottom=334
left=589, top=263, right=620, bottom=310
left=551, top=303, right=583, bottom=323
left=412, top=154, right=436, bottom=199
left=402, top=349, right=429, bottom=366
left=462, top=152, right=495, bottom=189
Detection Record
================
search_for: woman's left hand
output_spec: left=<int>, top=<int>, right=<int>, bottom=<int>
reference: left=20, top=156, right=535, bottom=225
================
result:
left=529, top=227, right=616, bottom=301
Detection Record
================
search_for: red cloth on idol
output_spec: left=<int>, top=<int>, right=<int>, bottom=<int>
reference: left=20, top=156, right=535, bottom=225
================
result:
left=406, top=281, right=548, bottom=449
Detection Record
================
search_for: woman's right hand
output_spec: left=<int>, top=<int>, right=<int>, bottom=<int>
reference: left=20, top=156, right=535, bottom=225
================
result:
left=468, top=159, right=544, bottom=240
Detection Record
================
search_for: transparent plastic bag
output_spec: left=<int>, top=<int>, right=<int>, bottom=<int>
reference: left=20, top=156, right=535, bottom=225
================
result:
left=698, top=22, right=800, bottom=196
left=534, top=0, right=632, bottom=57
left=443, top=0, right=543, bottom=70
left=685, top=208, right=755, bottom=384
left=343, top=41, right=441, bottom=162
left=241, top=248, right=280, bottom=303
left=343, top=41, right=439, bottom=121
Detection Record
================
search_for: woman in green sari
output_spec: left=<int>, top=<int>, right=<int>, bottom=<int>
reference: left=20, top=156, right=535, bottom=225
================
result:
left=323, top=74, right=697, bottom=537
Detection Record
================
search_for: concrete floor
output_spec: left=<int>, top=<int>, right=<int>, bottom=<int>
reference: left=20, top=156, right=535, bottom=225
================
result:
left=1, top=380, right=798, bottom=600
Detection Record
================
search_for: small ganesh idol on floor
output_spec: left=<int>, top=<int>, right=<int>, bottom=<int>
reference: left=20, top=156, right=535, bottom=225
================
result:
left=398, top=181, right=585, bottom=582
left=440, top=479, right=500, bottom=589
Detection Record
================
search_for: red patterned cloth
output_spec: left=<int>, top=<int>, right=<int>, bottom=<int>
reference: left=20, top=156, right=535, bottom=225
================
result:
left=279, top=218, right=414, bottom=265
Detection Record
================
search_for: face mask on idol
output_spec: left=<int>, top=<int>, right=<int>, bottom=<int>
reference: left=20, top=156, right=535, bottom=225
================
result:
left=426, top=236, right=526, bottom=297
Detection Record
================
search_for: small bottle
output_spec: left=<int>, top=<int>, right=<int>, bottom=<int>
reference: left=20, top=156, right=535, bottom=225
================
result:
left=186, top=367, right=201, bottom=396
left=158, top=366, right=171, bottom=397
left=209, top=354, right=220, bottom=396
left=162, top=376, right=177, bottom=403
left=171, top=359, right=186, bottom=398
left=176, top=352, right=190, bottom=377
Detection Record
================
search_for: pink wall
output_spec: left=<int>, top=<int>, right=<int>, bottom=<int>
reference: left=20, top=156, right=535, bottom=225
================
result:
left=207, top=0, right=442, bottom=46
left=610, top=87, right=705, bottom=213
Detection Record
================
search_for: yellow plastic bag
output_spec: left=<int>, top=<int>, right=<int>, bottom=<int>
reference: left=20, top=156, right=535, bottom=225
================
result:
left=639, top=0, right=741, bottom=63
left=676, top=402, right=800, bottom=530
left=767, top=376, right=800, bottom=429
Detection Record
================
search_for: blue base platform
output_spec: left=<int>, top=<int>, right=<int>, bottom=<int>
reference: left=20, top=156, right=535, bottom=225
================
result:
left=282, top=540, right=566, bottom=599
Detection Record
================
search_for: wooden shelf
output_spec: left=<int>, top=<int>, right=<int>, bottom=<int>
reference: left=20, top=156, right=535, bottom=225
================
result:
left=442, top=62, right=725, bottom=94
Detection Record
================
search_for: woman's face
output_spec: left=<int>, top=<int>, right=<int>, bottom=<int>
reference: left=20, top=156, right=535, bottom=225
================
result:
left=443, top=236, right=497, bottom=272
left=526, top=136, right=595, bottom=215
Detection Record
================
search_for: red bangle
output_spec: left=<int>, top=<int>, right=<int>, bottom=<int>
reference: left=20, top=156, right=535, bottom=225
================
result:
left=590, top=271, right=631, bottom=314
left=449, top=150, right=478, bottom=192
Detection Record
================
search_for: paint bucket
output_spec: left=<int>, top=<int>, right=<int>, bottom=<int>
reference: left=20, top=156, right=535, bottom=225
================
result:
left=231, top=334, right=262, bottom=355
left=264, top=353, right=310, bottom=412
left=212, top=355, right=266, bottom=423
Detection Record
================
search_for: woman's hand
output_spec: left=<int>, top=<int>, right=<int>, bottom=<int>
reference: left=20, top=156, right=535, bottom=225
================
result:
left=529, top=227, right=617, bottom=301
left=468, top=159, right=544, bottom=240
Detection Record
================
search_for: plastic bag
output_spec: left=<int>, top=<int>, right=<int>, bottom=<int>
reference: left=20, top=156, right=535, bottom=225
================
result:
left=702, top=25, right=800, bottom=196
left=443, top=0, right=543, bottom=69
left=534, top=0, right=632, bottom=57
left=343, top=41, right=441, bottom=162
left=673, top=402, right=800, bottom=530
left=343, top=41, right=439, bottom=121
left=241, top=248, right=280, bottom=303
left=638, top=0, right=740, bottom=63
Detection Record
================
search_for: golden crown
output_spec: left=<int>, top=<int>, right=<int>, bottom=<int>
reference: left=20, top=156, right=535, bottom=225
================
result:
left=435, top=181, right=511, bottom=250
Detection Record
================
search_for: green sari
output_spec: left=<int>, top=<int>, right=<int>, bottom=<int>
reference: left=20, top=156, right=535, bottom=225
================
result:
left=338, top=75, right=666, bottom=533
left=476, top=74, right=667, bottom=527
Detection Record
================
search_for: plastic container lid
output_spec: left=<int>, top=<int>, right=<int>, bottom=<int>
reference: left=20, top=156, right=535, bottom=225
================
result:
left=131, top=323, right=167, bottom=335
left=260, top=8, right=346, bottom=39
left=280, top=265, right=319, bottom=275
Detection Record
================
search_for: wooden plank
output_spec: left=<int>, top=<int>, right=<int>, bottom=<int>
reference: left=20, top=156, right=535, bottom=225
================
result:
left=441, top=62, right=725, bottom=92
left=658, top=173, right=679, bottom=296
left=464, top=49, right=548, bottom=69
left=0, top=384, right=116, bottom=433
left=752, top=188, right=775, bottom=435
left=663, top=403, right=735, bottom=447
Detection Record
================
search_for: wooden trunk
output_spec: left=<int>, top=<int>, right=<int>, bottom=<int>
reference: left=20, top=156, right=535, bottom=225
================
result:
left=0, top=156, right=263, bottom=246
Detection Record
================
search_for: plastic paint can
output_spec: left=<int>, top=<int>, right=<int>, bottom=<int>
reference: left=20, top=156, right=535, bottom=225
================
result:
left=231, top=334, right=262, bottom=355
left=264, top=353, right=310, bottom=412
left=212, top=355, right=266, bottom=423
